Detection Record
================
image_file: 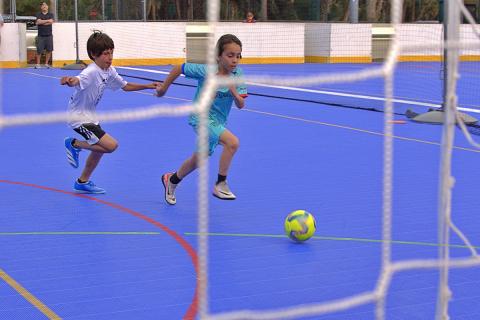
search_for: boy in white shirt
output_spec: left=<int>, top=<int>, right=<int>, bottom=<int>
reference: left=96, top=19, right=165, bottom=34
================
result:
left=61, top=31, right=158, bottom=194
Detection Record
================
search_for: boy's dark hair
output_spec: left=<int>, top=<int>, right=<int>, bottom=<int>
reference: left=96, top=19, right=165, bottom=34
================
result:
left=216, top=34, right=242, bottom=57
left=87, top=31, right=114, bottom=61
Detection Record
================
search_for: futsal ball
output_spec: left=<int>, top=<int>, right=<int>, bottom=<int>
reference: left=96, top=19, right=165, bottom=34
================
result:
left=284, top=210, right=316, bottom=242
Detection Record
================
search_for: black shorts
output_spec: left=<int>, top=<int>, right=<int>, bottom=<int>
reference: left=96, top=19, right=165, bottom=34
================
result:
left=73, top=123, right=106, bottom=145
left=37, top=35, right=53, bottom=53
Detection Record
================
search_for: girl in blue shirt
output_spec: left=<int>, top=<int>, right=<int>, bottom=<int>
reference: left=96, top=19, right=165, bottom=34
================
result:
left=156, top=34, right=247, bottom=204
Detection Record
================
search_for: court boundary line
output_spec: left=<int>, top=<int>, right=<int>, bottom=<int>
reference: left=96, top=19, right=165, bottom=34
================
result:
left=117, top=66, right=480, bottom=113
left=243, top=108, right=480, bottom=153
left=23, top=69, right=480, bottom=111
left=184, top=232, right=479, bottom=250
left=0, top=180, right=198, bottom=320
left=0, top=231, right=161, bottom=236
left=20, top=71, right=480, bottom=153
left=0, top=268, right=61, bottom=319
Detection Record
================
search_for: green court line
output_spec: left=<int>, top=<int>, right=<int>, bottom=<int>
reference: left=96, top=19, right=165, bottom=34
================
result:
left=0, top=231, right=161, bottom=236
left=184, top=232, right=479, bottom=249
left=2, top=232, right=476, bottom=249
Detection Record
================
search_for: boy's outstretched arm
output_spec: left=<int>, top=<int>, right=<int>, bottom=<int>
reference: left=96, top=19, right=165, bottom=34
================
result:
left=60, top=76, right=79, bottom=87
left=156, top=65, right=182, bottom=97
left=122, top=82, right=159, bottom=92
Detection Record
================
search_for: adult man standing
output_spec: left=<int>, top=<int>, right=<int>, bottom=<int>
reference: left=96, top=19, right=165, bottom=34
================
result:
left=35, top=2, right=54, bottom=68
left=0, top=14, right=4, bottom=47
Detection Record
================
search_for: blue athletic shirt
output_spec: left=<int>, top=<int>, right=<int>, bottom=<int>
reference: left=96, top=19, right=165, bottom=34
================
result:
left=182, top=63, right=247, bottom=125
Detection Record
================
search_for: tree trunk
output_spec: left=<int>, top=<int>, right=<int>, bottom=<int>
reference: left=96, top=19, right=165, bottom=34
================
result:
left=176, top=0, right=182, bottom=20
left=341, top=0, right=350, bottom=22
left=402, top=0, right=414, bottom=22
left=320, top=0, right=333, bottom=22
left=187, top=0, right=193, bottom=21
left=231, top=0, right=239, bottom=19
left=261, top=0, right=268, bottom=20
left=147, top=0, right=156, bottom=20
left=375, top=0, right=384, bottom=21
left=418, top=0, right=439, bottom=21
left=367, top=0, right=377, bottom=22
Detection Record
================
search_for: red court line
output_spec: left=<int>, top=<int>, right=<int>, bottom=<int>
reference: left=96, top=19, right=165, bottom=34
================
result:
left=0, top=179, right=198, bottom=320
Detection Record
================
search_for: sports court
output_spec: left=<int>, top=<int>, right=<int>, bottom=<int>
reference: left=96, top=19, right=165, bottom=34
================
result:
left=0, top=60, right=479, bottom=319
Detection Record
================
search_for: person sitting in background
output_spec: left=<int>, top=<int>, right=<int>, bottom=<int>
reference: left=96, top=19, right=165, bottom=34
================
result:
left=244, top=11, right=256, bottom=23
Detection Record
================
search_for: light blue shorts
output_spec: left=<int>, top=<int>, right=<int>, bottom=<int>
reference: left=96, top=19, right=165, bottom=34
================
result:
left=189, top=116, right=226, bottom=156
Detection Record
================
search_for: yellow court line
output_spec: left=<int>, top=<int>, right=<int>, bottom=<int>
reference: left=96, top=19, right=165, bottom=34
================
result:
left=0, top=268, right=61, bottom=319
left=0, top=231, right=161, bottom=318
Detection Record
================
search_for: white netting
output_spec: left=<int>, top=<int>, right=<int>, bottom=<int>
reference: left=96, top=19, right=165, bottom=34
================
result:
left=2, top=0, right=480, bottom=319
left=200, top=1, right=480, bottom=320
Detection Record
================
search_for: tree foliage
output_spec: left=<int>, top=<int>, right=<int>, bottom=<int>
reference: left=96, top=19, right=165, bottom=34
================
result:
left=2, top=0, right=449, bottom=23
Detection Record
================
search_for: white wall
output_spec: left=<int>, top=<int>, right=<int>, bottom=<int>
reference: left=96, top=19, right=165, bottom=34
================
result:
left=53, top=22, right=187, bottom=65
left=0, top=23, right=27, bottom=67
left=215, top=23, right=304, bottom=62
left=304, top=23, right=371, bottom=62
left=330, top=24, right=371, bottom=58
left=2, top=22, right=480, bottom=67
left=305, top=23, right=331, bottom=57
left=52, top=23, right=77, bottom=61
left=396, top=24, right=443, bottom=58
left=396, top=24, right=480, bottom=60
left=4, top=21, right=305, bottom=66
left=51, top=22, right=305, bottom=66
left=460, top=24, right=480, bottom=57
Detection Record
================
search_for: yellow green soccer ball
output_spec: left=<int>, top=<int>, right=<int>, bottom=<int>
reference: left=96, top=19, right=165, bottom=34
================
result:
left=284, top=210, right=316, bottom=242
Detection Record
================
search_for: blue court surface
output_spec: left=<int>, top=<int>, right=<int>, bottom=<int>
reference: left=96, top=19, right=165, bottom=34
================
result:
left=1, top=63, right=480, bottom=319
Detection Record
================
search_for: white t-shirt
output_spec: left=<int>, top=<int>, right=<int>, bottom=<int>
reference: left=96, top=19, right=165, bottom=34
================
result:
left=67, top=63, right=127, bottom=128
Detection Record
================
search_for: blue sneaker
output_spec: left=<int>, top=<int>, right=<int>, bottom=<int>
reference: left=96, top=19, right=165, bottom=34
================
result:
left=65, top=137, right=81, bottom=168
left=74, top=180, right=106, bottom=194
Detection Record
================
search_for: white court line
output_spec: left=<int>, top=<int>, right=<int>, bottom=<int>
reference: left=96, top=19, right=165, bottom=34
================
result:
left=122, top=87, right=480, bottom=153
left=117, top=66, right=480, bottom=114
left=132, top=90, right=190, bottom=101
left=19, top=70, right=480, bottom=150
left=243, top=108, right=480, bottom=153
left=24, top=72, right=61, bottom=80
